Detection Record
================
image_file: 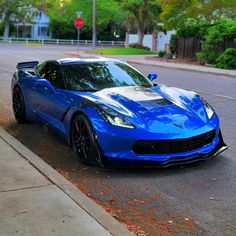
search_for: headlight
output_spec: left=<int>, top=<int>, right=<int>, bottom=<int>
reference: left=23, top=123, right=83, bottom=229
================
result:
left=202, top=98, right=214, bottom=119
left=96, top=106, right=135, bottom=129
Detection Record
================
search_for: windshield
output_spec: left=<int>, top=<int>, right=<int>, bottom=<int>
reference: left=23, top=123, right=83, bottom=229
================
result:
left=62, top=61, right=152, bottom=91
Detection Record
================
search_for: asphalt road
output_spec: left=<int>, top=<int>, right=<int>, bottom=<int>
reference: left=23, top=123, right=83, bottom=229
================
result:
left=0, top=44, right=235, bottom=236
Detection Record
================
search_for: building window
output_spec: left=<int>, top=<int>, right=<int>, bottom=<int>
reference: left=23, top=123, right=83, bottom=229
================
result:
left=38, top=27, right=48, bottom=37
left=41, top=27, right=47, bottom=36
left=34, top=11, right=42, bottom=20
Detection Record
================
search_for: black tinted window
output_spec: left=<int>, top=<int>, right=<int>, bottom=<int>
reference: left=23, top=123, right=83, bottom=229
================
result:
left=38, top=63, right=65, bottom=89
left=62, top=62, right=152, bottom=91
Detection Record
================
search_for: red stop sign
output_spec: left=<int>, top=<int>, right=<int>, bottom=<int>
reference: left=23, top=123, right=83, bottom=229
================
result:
left=74, top=17, right=84, bottom=28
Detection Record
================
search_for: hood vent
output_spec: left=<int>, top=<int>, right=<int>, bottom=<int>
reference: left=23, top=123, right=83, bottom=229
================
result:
left=137, top=98, right=172, bottom=108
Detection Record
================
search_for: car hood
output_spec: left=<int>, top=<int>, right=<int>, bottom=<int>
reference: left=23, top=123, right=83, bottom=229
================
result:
left=78, top=86, right=210, bottom=135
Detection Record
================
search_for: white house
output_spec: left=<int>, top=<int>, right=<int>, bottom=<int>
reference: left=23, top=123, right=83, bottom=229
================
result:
left=0, top=9, right=51, bottom=39
left=16, top=10, right=51, bottom=39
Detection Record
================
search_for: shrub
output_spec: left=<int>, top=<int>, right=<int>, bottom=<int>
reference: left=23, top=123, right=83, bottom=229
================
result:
left=169, top=34, right=178, bottom=55
left=197, top=21, right=236, bottom=64
left=216, top=48, right=236, bottom=69
left=164, top=53, right=173, bottom=59
left=158, top=50, right=165, bottom=57
left=129, top=43, right=150, bottom=51
left=0, top=23, right=3, bottom=36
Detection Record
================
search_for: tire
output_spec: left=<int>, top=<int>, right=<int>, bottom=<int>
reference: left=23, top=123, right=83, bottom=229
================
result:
left=71, top=114, right=104, bottom=167
left=12, top=87, right=27, bottom=123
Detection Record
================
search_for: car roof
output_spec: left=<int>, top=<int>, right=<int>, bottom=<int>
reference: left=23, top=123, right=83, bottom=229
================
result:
left=55, top=57, right=122, bottom=65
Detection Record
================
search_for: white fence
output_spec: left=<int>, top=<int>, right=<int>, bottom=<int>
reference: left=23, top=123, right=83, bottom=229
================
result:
left=128, top=30, right=176, bottom=51
left=0, top=37, right=125, bottom=46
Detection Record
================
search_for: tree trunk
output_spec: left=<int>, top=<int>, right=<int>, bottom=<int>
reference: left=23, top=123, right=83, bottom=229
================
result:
left=135, top=0, right=148, bottom=46
left=137, top=29, right=145, bottom=45
left=3, top=13, right=11, bottom=40
left=3, top=22, right=10, bottom=40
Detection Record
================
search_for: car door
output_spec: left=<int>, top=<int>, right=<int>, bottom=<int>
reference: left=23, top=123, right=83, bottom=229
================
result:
left=32, top=62, right=72, bottom=132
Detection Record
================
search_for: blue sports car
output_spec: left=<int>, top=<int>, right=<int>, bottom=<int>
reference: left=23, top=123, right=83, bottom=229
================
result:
left=11, top=58, right=228, bottom=167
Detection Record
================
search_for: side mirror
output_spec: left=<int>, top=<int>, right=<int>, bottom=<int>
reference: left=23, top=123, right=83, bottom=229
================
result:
left=148, top=73, right=158, bottom=82
left=35, top=79, right=55, bottom=93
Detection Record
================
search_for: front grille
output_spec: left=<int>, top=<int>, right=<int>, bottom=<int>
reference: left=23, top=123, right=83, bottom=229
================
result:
left=133, top=130, right=215, bottom=154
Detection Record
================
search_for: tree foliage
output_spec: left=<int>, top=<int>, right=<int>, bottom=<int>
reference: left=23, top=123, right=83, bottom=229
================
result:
left=46, top=0, right=77, bottom=39
left=160, top=0, right=236, bottom=29
left=47, top=0, right=125, bottom=40
left=117, top=0, right=162, bottom=45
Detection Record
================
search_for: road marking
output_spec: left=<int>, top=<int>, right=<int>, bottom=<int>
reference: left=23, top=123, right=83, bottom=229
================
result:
left=194, top=89, right=236, bottom=100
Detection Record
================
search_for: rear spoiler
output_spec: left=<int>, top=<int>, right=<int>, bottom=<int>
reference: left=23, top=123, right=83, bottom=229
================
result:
left=17, top=61, right=39, bottom=70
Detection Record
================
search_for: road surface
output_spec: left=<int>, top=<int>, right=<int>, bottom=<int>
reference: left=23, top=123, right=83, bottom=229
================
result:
left=0, top=44, right=235, bottom=236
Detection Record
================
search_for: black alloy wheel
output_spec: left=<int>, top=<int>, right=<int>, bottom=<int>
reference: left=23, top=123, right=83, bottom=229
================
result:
left=12, top=87, right=27, bottom=123
left=71, top=114, right=104, bottom=166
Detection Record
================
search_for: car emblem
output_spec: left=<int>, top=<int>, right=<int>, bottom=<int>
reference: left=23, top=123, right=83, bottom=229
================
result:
left=173, top=122, right=184, bottom=129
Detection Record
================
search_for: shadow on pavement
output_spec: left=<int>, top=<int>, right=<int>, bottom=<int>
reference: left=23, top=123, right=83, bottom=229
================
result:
left=4, top=121, right=224, bottom=177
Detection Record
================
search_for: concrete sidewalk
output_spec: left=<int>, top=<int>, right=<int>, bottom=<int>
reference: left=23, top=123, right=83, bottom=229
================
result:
left=65, top=51, right=236, bottom=78
left=0, top=128, right=133, bottom=236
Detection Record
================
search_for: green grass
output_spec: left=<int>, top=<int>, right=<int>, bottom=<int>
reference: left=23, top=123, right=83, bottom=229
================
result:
left=91, top=47, right=157, bottom=55
left=0, top=40, right=40, bottom=44
left=0, top=41, right=26, bottom=44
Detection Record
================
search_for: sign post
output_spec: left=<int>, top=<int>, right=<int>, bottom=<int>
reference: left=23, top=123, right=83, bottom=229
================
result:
left=74, top=11, right=84, bottom=53
left=92, top=0, right=96, bottom=49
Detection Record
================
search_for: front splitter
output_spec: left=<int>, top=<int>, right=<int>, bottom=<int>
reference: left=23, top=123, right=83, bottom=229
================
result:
left=104, top=131, right=228, bottom=168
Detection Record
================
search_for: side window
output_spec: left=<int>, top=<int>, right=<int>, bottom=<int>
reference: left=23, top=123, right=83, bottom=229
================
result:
left=39, top=63, right=65, bottom=89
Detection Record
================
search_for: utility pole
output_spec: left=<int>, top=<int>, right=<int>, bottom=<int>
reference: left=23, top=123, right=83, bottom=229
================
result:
left=92, top=0, right=96, bottom=49
left=76, top=11, right=83, bottom=53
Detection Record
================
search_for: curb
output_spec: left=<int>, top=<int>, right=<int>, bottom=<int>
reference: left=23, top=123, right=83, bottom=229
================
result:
left=0, top=128, right=133, bottom=236
left=84, top=51, right=103, bottom=55
left=64, top=51, right=103, bottom=57
left=127, top=60, right=236, bottom=78
left=64, top=52, right=80, bottom=57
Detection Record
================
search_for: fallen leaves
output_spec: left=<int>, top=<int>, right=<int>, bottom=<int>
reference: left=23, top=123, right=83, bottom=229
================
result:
left=18, top=209, right=28, bottom=214
left=44, top=176, right=49, bottom=180
left=209, top=196, right=220, bottom=201
left=13, top=209, right=28, bottom=217
left=132, top=199, right=145, bottom=203
left=127, top=224, right=149, bottom=236
left=128, top=193, right=161, bottom=204
left=108, top=199, right=116, bottom=204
